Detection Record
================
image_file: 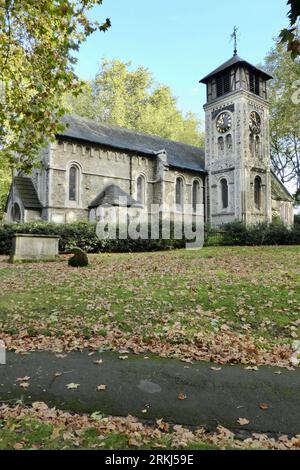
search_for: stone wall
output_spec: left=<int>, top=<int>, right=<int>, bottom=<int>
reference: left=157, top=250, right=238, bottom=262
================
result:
left=35, top=139, right=205, bottom=224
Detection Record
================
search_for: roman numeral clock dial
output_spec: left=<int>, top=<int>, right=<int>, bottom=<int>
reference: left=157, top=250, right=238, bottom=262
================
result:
left=216, top=112, right=232, bottom=133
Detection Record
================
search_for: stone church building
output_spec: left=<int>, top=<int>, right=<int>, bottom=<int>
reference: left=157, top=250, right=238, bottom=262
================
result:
left=6, top=54, right=294, bottom=227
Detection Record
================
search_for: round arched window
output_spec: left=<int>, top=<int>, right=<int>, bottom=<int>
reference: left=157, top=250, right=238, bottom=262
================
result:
left=192, top=180, right=200, bottom=213
left=220, top=179, right=229, bottom=210
left=175, top=178, right=184, bottom=209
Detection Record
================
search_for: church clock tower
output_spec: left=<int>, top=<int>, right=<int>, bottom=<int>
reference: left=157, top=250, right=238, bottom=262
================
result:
left=200, top=51, right=273, bottom=227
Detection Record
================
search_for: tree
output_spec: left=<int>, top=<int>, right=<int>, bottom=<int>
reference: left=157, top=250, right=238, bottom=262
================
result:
left=264, top=42, right=300, bottom=195
left=0, top=1, right=110, bottom=173
left=279, top=0, right=300, bottom=59
left=64, top=59, right=204, bottom=147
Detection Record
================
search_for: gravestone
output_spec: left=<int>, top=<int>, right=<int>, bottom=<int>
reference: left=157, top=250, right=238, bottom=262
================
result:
left=9, top=234, right=60, bottom=263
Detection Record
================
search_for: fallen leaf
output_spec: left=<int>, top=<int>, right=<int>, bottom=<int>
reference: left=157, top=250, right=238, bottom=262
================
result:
left=16, top=376, right=30, bottom=382
left=66, top=383, right=80, bottom=390
left=97, top=384, right=107, bottom=391
left=32, top=402, right=48, bottom=411
left=93, top=359, right=103, bottom=365
left=156, top=419, right=170, bottom=432
left=54, top=372, right=62, bottom=378
left=245, top=366, right=259, bottom=371
left=178, top=393, right=187, bottom=401
left=91, top=412, right=103, bottom=420
left=119, top=355, right=128, bottom=360
left=50, top=428, right=61, bottom=440
left=13, top=443, right=23, bottom=450
left=211, top=367, right=222, bottom=371
left=19, top=382, right=29, bottom=389
left=237, top=418, right=250, bottom=426
left=259, top=403, right=269, bottom=410
left=128, top=437, right=140, bottom=447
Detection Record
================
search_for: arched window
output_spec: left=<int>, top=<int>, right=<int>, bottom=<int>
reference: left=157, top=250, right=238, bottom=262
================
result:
left=249, top=134, right=254, bottom=157
left=69, top=165, right=79, bottom=202
left=11, top=203, right=21, bottom=222
left=218, top=137, right=224, bottom=158
left=176, top=177, right=184, bottom=210
left=220, top=179, right=229, bottom=210
left=192, top=180, right=200, bottom=213
left=255, top=136, right=261, bottom=158
left=254, top=176, right=262, bottom=210
left=226, top=134, right=232, bottom=153
left=137, top=175, right=145, bottom=205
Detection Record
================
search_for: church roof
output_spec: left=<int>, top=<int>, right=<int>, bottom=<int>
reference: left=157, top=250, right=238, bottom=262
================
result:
left=271, top=170, right=294, bottom=202
left=58, top=115, right=205, bottom=173
left=89, top=184, right=143, bottom=209
left=200, top=55, right=273, bottom=84
left=11, top=177, right=42, bottom=210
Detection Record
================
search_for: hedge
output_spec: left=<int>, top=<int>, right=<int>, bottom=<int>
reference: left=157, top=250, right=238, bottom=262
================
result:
left=206, top=220, right=300, bottom=247
left=0, top=221, right=189, bottom=255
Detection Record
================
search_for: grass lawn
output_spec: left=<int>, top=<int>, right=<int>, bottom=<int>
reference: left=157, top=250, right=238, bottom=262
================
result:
left=1, top=404, right=296, bottom=451
left=0, top=245, right=300, bottom=366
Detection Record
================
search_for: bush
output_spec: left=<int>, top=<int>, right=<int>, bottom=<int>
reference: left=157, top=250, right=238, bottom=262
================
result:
left=68, top=248, right=89, bottom=267
left=0, top=221, right=190, bottom=255
left=207, top=220, right=300, bottom=246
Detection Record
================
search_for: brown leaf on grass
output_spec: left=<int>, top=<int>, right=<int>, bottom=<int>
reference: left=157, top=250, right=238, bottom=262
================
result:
left=237, top=418, right=250, bottom=426
left=32, top=402, right=48, bottom=411
left=13, top=442, right=24, bottom=450
left=128, top=437, right=141, bottom=447
left=156, top=418, right=170, bottom=432
left=50, top=427, right=61, bottom=440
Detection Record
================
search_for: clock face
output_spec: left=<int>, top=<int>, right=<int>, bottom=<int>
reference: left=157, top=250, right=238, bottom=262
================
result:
left=216, top=112, right=232, bottom=134
left=249, top=111, right=261, bottom=134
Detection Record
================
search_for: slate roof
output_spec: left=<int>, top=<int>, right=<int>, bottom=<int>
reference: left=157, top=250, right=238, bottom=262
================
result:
left=200, top=55, right=273, bottom=84
left=89, top=184, right=143, bottom=209
left=13, top=177, right=42, bottom=209
left=58, top=115, right=206, bottom=173
left=271, top=170, right=294, bottom=202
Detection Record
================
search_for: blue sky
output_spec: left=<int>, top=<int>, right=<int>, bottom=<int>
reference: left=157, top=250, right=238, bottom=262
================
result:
left=74, top=0, right=289, bottom=120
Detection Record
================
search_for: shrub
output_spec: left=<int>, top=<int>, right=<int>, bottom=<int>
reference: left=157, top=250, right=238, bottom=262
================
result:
left=207, top=220, right=300, bottom=246
left=0, top=220, right=190, bottom=255
left=68, top=248, right=89, bottom=267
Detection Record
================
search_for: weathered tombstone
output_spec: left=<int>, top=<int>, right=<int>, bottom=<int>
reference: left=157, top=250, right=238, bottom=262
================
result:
left=68, top=247, right=89, bottom=267
left=9, top=234, right=60, bottom=263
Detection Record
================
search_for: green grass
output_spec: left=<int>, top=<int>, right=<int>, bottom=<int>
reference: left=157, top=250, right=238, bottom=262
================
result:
left=0, top=246, right=299, bottom=356
left=0, top=417, right=220, bottom=450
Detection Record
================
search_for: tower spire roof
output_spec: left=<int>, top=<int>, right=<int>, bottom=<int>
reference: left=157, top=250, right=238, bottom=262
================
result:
left=199, top=55, right=273, bottom=84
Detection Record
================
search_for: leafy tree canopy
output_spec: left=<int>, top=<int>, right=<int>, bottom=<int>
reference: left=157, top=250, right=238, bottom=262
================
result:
left=279, top=0, right=300, bottom=59
left=0, top=0, right=110, bottom=173
left=64, top=59, right=204, bottom=148
left=264, top=41, right=300, bottom=196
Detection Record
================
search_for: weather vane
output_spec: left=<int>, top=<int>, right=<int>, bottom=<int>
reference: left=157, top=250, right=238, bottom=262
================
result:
left=231, top=26, right=239, bottom=56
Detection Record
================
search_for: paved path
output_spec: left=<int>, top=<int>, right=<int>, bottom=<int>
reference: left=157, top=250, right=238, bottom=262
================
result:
left=1, top=351, right=300, bottom=435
